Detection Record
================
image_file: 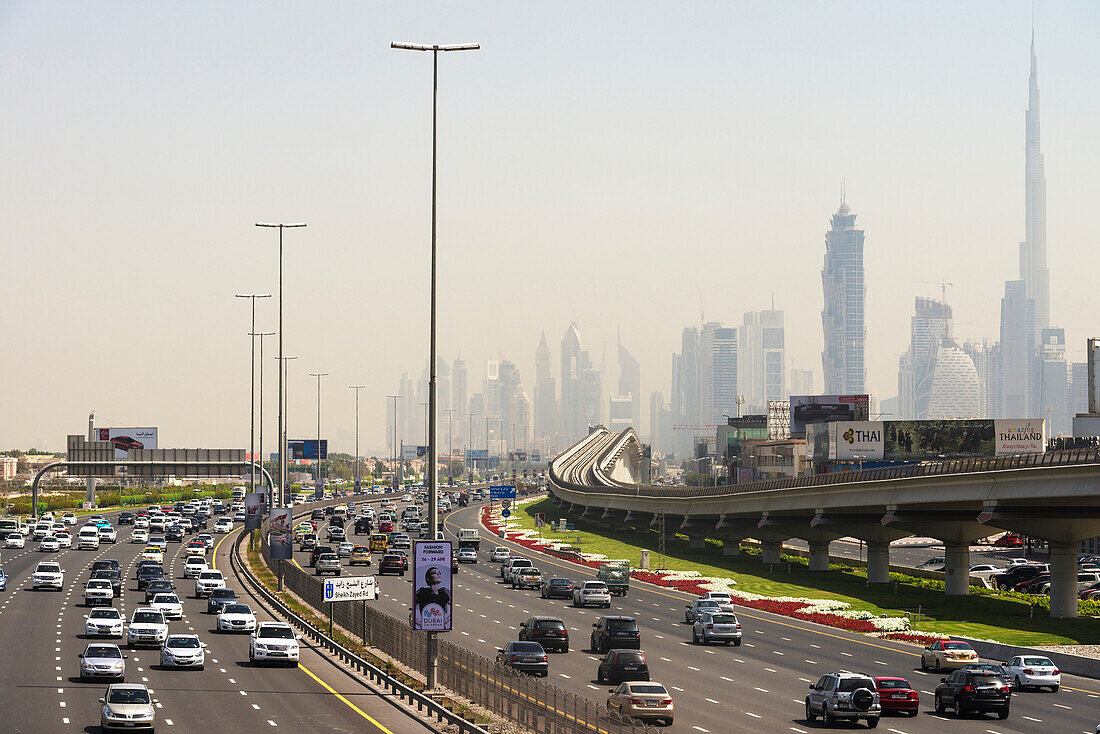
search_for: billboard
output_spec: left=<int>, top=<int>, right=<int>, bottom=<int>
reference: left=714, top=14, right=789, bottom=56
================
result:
left=244, top=492, right=266, bottom=530
left=97, top=427, right=158, bottom=459
left=465, top=449, right=488, bottom=461
left=314, top=476, right=323, bottom=500
left=268, top=508, right=293, bottom=560
left=884, top=420, right=994, bottom=460
left=288, top=439, right=327, bottom=460
left=412, top=540, right=452, bottom=631
left=994, top=419, right=1046, bottom=455
left=789, top=396, right=869, bottom=436
left=402, top=445, right=428, bottom=460
left=833, top=421, right=885, bottom=460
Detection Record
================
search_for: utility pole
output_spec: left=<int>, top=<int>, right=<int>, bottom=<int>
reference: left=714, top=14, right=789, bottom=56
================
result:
left=388, top=395, right=402, bottom=491
left=443, top=408, right=455, bottom=483
left=251, top=331, right=275, bottom=493
left=236, top=293, right=271, bottom=494
left=309, top=372, right=329, bottom=499
left=349, top=385, right=366, bottom=493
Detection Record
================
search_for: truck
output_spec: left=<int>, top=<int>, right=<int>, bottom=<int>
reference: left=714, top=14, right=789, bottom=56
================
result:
left=457, top=528, right=480, bottom=552
left=597, top=561, right=630, bottom=597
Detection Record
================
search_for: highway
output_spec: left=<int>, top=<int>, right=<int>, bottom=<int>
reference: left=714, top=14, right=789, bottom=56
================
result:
left=293, top=497, right=1100, bottom=734
left=0, top=505, right=434, bottom=734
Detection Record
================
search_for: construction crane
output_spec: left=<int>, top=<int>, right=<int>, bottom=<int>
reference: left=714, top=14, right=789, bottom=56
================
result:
left=912, top=280, right=954, bottom=304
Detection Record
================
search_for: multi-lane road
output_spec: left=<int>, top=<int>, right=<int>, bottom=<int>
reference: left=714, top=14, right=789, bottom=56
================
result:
left=0, top=505, right=434, bottom=734
left=293, top=497, right=1100, bottom=734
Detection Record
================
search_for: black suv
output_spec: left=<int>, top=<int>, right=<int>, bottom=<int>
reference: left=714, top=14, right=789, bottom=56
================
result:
left=591, top=616, right=641, bottom=653
left=991, top=564, right=1047, bottom=591
left=311, top=509, right=325, bottom=521
left=117, top=512, right=134, bottom=525
left=934, top=670, right=1010, bottom=719
left=144, top=579, right=175, bottom=603
left=518, top=616, right=569, bottom=653
left=164, top=526, right=184, bottom=543
left=597, top=650, right=649, bottom=685
left=92, top=559, right=121, bottom=573
left=309, top=545, right=335, bottom=567
left=206, top=588, right=238, bottom=614
left=137, top=566, right=166, bottom=589
left=354, top=517, right=372, bottom=535
left=90, top=569, right=122, bottom=597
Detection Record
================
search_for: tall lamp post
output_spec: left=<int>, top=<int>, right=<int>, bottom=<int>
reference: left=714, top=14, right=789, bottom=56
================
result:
left=236, top=293, right=271, bottom=493
left=392, top=39, right=479, bottom=692
left=349, top=385, right=366, bottom=493
left=255, top=221, right=306, bottom=508
left=251, top=331, right=275, bottom=493
left=388, top=395, right=402, bottom=491
left=274, top=354, right=298, bottom=506
left=309, top=372, right=329, bottom=499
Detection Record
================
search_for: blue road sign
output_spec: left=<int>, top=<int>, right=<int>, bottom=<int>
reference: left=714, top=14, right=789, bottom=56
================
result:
left=489, top=485, right=517, bottom=500
left=501, top=508, right=511, bottom=518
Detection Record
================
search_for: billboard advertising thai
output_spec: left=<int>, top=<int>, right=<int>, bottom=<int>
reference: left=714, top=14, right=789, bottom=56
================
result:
left=832, top=421, right=885, bottom=460
left=412, top=540, right=452, bottom=631
left=811, top=419, right=1045, bottom=461
left=97, top=427, right=158, bottom=459
left=789, top=395, right=869, bottom=435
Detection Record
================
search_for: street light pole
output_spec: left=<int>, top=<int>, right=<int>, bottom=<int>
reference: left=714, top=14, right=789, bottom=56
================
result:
left=392, top=38, right=479, bottom=692
left=309, top=372, right=329, bottom=498
left=274, top=354, right=298, bottom=505
left=349, top=385, right=365, bottom=493
left=236, top=294, right=271, bottom=493
left=388, top=395, right=402, bottom=491
left=255, top=222, right=305, bottom=508
left=251, top=331, right=275, bottom=493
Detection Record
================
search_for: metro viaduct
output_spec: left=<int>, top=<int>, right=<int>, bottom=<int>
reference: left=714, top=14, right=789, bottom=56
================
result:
left=549, top=427, right=1100, bottom=618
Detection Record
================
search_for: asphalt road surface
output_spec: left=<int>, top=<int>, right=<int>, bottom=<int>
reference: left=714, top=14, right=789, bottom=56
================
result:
left=297, top=498, right=1100, bottom=734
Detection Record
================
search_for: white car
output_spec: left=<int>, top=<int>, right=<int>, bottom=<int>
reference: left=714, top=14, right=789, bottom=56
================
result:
left=39, top=536, right=61, bottom=553
left=160, top=634, right=206, bottom=669
left=183, top=557, right=209, bottom=579
left=5, top=533, right=25, bottom=549
left=85, top=607, right=126, bottom=638
left=572, top=580, right=612, bottom=608
left=1003, top=655, right=1061, bottom=691
left=217, top=603, right=257, bottom=633
left=150, top=593, right=184, bottom=620
left=195, top=570, right=226, bottom=597
left=134, top=516, right=150, bottom=529
left=214, top=519, right=234, bottom=534
left=249, top=621, right=301, bottom=666
left=98, top=525, right=118, bottom=543
left=457, top=547, right=478, bottom=563
left=491, top=547, right=511, bottom=563
left=55, top=530, right=72, bottom=548
left=84, top=580, right=115, bottom=606
left=32, top=561, right=64, bottom=590
left=195, top=533, right=215, bottom=549
left=127, top=608, right=169, bottom=648
left=78, top=528, right=101, bottom=550
left=31, top=522, right=51, bottom=541
left=62, top=513, right=78, bottom=525
left=130, top=528, right=150, bottom=544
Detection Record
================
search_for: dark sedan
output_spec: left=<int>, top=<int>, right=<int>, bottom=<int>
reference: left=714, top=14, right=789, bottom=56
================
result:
left=143, top=579, right=175, bottom=604
left=309, top=545, right=335, bottom=567
left=496, top=641, right=548, bottom=677
left=540, top=577, right=574, bottom=599
left=934, top=670, right=1010, bottom=719
left=90, top=569, right=122, bottom=598
left=136, top=567, right=166, bottom=589
left=206, top=588, right=239, bottom=614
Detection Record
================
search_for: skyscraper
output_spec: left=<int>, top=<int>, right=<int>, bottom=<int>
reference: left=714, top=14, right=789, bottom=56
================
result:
left=1022, top=31, right=1050, bottom=334
left=924, top=340, right=981, bottom=419
left=534, top=332, right=556, bottom=445
left=712, top=326, right=738, bottom=422
left=617, top=336, right=641, bottom=430
left=899, top=297, right=953, bottom=419
left=1038, top=328, right=1068, bottom=435
left=739, top=308, right=785, bottom=414
left=560, top=322, right=592, bottom=441
left=820, top=198, right=866, bottom=394
left=452, top=357, right=467, bottom=418
left=1000, top=279, right=1035, bottom=418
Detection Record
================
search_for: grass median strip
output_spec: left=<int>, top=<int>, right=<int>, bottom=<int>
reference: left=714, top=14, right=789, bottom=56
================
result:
left=500, top=498, right=1099, bottom=647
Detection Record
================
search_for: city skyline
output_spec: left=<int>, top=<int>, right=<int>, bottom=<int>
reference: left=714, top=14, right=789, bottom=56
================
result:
left=2, top=3, right=1097, bottom=455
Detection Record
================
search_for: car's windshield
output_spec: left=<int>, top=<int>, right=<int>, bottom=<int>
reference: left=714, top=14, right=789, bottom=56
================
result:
left=838, top=678, right=875, bottom=692
left=875, top=679, right=910, bottom=689
left=88, top=581, right=111, bottom=589
left=1022, top=657, right=1054, bottom=666
left=86, top=647, right=122, bottom=659
left=166, top=637, right=200, bottom=648
left=37, top=564, right=61, bottom=572
left=132, top=612, right=163, bottom=624
left=90, top=609, right=121, bottom=619
left=259, top=627, right=295, bottom=639
left=107, top=688, right=150, bottom=705
left=223, top=605, right=251, bottom=615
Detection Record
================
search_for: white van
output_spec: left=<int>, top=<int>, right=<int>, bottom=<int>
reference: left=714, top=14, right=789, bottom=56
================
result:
left=78, top=526, right=101, bottom=550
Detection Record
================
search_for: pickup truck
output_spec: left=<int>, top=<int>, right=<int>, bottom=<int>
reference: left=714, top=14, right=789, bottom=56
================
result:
left=597, top=561, right=630, bottom=597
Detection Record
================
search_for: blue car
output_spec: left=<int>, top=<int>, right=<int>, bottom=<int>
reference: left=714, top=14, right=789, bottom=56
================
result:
left=0, top=568, right=6, bottom=591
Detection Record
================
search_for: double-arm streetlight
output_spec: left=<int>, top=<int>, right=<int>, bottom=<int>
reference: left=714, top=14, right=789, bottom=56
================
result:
left=251, top=331, right=275, bottom=492
left=236, top=293, right=271, bottom=493
left=255, top=222, right=306, bottom=507
left=274, top=354, right=298, bottom=505
left=388, top=395, right=402, bottom=491
left=392, top=39, right=479, bottom=692
left=349, top=385, right=366, bottom=493
left=309, top=372, right=329, bottom=498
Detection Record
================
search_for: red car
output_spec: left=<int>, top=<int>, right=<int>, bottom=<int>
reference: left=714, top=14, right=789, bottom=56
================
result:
left=874, top=677, right=918, bottom=716
left=993, top=533, right=1024, bottom=547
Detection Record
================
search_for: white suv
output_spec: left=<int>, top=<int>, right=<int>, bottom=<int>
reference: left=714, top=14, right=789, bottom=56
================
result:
left=249, top=622, right=301, bottom=666
left=127, top=608, right=169, bottom=648
left=194, top=570, right=226, bottom=598
left=32, top=561, right=65, bottom=591
left=572, top=580, right=612, bottom=608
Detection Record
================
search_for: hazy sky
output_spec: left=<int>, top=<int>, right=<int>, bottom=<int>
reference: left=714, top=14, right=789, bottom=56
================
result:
left=2, top=2, right=1097, bottom=455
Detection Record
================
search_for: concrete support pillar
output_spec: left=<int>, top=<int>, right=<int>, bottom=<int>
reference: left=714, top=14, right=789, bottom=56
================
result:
left=722, top=542, right=741, bottom=556
left=944, top=541, right=971, bottom=596
left=808, top=541, right=830, bottom=571
left=1049, top=542, right=1079, bottom=619
left=867, top=542, right=891, bottom=583
left=689, top=537, right=705, bottom=550
left=761, top=540, right=783, bottom=565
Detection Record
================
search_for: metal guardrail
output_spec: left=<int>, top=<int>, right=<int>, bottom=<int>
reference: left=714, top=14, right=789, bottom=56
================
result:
left=551, top=440, right=1100, bottom=500
left=250, top=503, right=653, bottom=734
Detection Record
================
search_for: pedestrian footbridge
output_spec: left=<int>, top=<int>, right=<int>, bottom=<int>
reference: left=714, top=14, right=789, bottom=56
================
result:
left=549, top=427, right=1100, bottom=618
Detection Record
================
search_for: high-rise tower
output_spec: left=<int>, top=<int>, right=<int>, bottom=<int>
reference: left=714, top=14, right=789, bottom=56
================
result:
left=1022, top=31, right=1049, bottom=333
left=821, top=198, right=866, bottom=394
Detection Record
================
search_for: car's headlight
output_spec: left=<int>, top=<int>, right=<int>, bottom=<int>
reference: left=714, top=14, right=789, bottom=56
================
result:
left=103, top=706, right=116, bottom=717
left=253, top=643, right=267, bottom=650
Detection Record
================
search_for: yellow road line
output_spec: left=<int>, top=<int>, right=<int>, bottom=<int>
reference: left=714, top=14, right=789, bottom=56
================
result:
left=448, top=508, right=1100, bottom=695
left=298, top=662, right=396, bottom=733
left=210, top=526, right=242, bottom=570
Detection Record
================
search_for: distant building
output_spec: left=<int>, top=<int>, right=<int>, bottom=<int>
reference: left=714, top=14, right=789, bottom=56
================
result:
left=452, top=357, right=468, bottom=419
left=1069, top=361, right=1089, bottom=417
left=649, top=391, right=671, bottom=454
left=711, top=327, right=738, bottom=423
left=821, top=198, right=866, bottom=394
left=789, top=368, right=814, bottom=397
left=923, top=340, right=981, bottom=419
left=999, top=279, right=1036, bottom=418
left=560, top=321, right=593, bottom=441
left=1038, top=328, right=1069, bottom=435
left=534, top=332, right=557, bottom=446
left=0, top=456, right=17, bottom=481
left=739, top=308, right=785, bottom=414
left=609, top=395, right=633, bottom=433
left=617, top=337, right=641, bottom=431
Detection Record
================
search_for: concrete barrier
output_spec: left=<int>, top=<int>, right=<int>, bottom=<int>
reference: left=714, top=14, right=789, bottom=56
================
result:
left=951, top=636, right=1100, bottom=681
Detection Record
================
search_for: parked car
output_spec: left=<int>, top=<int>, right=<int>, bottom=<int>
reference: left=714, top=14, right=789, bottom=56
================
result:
left=519, top=616, right=569, bottom=653
left=597, top=649, right=650, bottom=685
left=606, top=681, right=674, bottom=726
left=994, top=533, right=1025, bottom=547
left=934, top=669, right=1011, bottom=719
left=1003, top=655, right=1061, bottom=691
left=496, top=641, right=548, bottom=677
left=692, top=610, right=742, bottom=646
left=805, top=671, right=881, bottom=728
left=921, top=640, right=978, bottom=671
left=991, top=563, right=1048, bottom=591
left=873, top=676, right=919, bottom=717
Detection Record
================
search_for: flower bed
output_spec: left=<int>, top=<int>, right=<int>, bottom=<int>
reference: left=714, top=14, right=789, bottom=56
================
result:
left=482, top=503, right=917, bottom=640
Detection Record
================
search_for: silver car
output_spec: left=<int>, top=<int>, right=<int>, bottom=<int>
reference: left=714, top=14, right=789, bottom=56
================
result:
left=692, top=611, right=742, bottom=645
left=100, top=683, right=156, bottom=732
left=79, top=643, right=126, bottom=682
left=160, top=634, right=206, bottom=669
left=684, top=599, right=721, bottom=623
